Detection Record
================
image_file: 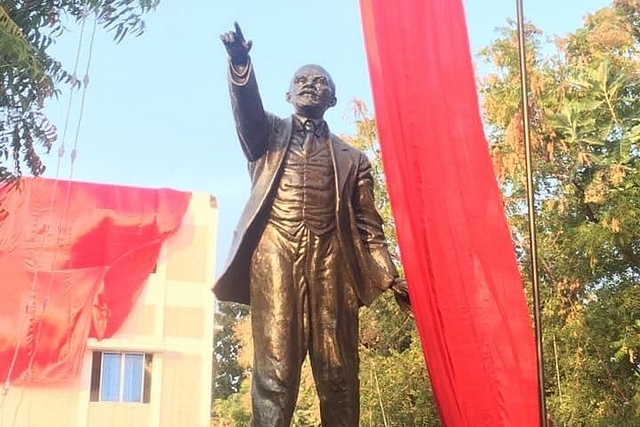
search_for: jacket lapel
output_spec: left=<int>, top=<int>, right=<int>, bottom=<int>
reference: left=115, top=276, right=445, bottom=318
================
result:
left=329, top=134, right=354, bottom=196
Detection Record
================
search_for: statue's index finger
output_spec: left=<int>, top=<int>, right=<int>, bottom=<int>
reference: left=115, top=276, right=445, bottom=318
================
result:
left=234, top=22, right=244, bottom=41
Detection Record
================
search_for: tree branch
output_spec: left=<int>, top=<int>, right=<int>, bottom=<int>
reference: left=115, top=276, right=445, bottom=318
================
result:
left=571, top=179, right=599, bottom=223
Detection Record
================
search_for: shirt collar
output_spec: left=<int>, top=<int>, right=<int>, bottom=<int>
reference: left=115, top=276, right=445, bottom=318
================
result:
left=293, top=115, right=329, bottom=137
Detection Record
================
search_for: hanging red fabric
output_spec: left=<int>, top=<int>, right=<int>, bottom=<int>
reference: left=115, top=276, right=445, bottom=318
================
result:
left=0, top=178, right=190, bottom=385
left=359, top=0, right=540, bottom=425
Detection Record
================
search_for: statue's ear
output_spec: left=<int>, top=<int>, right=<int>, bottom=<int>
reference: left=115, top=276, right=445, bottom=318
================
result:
left=285, top=91, right=293, bottom=104
left=329, top=96, right=337, bottom=108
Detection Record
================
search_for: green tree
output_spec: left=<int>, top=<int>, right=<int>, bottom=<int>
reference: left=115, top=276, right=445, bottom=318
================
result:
left=480, top=2, right=640, bottom=425
left=212, top=302, right=249, bottom=400
left=211, top=305, right=252, bottom=426
left=0, top=0, right=159, bottom=183
left=212, top=380, right=252, bottom=427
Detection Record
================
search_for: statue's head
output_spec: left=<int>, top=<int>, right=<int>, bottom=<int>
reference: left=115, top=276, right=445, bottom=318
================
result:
left=286, top=64, right=337, bottom=119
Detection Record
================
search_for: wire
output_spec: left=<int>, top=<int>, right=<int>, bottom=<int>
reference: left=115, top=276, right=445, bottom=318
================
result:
left=26, top=10, right=98, bottom=376
left=1, top=0, right=92, bottom=401
left=0, top=314, right=29, bottom=408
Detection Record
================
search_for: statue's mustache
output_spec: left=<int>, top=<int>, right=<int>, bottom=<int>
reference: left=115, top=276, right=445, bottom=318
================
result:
left=297, top=87, right=318, bottom=95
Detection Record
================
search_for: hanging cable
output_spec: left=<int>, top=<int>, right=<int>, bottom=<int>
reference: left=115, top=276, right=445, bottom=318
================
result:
left=69, top=14, right=98, bottom=180
left=515, top=0, right=547, bottom=426
left=0, top=314, right=29, bottom=408
left=26, top=9, right=98, bottom=376
left=1, top=0, right=91, bottom=399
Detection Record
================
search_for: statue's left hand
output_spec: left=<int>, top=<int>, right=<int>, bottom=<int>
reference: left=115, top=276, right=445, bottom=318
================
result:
left=391, top=277, right=412, bottom=315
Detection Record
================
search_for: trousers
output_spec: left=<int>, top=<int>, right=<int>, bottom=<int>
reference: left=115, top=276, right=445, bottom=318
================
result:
left=250, top=221, right=360, bottom=427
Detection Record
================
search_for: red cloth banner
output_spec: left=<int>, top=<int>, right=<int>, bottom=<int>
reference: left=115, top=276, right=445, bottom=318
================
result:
left=0, top=178, right=189, bottom=385
left=359, top=0, right=540, bottom=425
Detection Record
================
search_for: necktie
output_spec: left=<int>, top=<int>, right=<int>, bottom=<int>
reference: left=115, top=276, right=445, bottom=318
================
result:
left=303, top=120, right=316, bottom=152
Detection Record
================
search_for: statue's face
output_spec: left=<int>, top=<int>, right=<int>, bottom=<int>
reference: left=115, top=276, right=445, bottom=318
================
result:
left=286, top=65, right=337, bottom=119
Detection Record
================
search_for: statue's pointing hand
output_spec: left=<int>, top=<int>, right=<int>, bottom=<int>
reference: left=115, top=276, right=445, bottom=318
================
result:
left=220, top=22, right=252, bottom=67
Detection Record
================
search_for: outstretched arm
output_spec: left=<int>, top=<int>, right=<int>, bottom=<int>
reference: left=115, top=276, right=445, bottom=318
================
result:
left=220, top=22, right=269, bottom=161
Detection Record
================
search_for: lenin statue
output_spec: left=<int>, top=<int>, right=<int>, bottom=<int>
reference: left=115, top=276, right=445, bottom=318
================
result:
left=214, top=22, right=410, bottom=427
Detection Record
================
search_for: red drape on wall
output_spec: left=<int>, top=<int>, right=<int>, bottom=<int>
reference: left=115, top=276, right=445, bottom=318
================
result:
left=359, top=0, right=540, bottom=425
left=0, top=178, right=190, bottom=385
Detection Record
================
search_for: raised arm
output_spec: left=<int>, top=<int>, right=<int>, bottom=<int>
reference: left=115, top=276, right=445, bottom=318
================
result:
left=220, top=22, right=269, bottom=161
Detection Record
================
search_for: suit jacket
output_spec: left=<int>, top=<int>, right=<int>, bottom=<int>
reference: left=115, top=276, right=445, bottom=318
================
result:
left=213, top=60, right=398, bottom=306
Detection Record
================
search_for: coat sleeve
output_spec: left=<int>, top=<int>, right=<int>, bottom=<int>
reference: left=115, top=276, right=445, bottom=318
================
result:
left=228, top=58, right=270, bottom=161
left=353, top=152, right=399, bottom=283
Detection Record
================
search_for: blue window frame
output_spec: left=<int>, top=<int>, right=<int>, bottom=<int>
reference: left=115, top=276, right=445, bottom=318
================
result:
left=90, top=351, right=152, bottom=403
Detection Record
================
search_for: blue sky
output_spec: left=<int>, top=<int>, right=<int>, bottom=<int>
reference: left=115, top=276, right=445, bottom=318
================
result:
left=43, top=0, right=610, bottom=272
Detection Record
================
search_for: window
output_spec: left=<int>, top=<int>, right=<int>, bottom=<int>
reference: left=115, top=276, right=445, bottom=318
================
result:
left=90, top=351, right=152, bottom=403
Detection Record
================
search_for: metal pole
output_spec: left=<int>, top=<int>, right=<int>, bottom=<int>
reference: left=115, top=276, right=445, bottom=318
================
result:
left=515, top=1, right=548, bottom=426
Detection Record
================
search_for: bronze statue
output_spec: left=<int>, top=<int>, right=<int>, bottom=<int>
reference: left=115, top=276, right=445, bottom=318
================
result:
left=214, top=22, right=409, bottom=427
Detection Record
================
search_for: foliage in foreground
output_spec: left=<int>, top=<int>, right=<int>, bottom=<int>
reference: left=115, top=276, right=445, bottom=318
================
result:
left=0, top=0, right=159, bottom=183
left=480, top=1, right=640, bottom=424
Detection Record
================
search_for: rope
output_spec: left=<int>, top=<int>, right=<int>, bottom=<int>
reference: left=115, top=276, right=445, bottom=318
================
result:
left=0, top=313, right=29, bottom=406
left=0, top=0, right=92, bottom=403
left=26, top=10, right=98, bottom=375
